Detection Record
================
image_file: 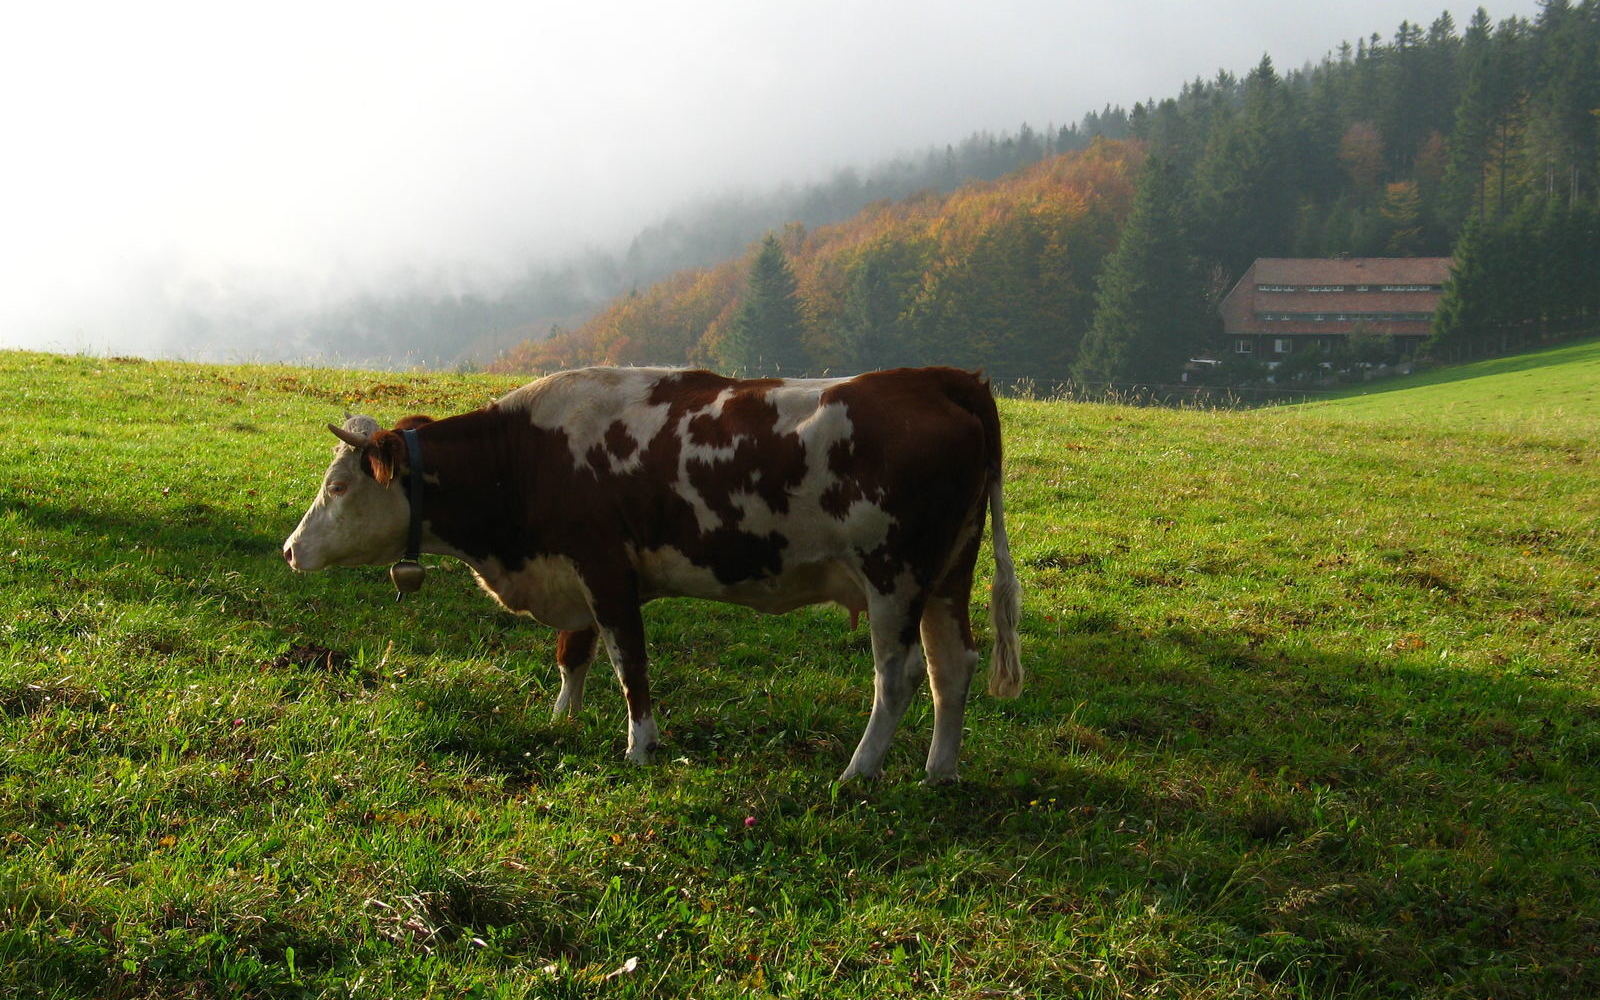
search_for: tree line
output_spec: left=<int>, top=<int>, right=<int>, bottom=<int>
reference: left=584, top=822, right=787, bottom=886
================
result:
left=1430, top=201, right=1600, bottom=359
left=494, top=4, right=1600, bottom=383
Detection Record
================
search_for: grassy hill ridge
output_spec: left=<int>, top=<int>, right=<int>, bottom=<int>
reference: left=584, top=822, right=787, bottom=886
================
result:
left=1300, top=337, right=1600, bottom=433
left=2, top=350, right=1598, bottom=998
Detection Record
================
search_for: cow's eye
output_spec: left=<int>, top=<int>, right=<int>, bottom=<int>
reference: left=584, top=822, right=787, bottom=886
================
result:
left=327, top=481, right=349, bottom=497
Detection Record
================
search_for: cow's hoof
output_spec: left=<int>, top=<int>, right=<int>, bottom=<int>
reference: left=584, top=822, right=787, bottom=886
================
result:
left=625, top=741, right=661, bottom=765
left=837, top=766, right=881, bottom=782
left=921, top=771, right=960, bottom=786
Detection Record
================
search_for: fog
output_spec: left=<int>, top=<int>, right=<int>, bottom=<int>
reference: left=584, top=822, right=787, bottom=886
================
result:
left=0, top=0, right=1542, bottom=364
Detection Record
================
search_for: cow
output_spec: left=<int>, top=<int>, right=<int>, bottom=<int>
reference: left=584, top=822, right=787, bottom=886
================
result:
left=282, top=366, right=1022, bottom=782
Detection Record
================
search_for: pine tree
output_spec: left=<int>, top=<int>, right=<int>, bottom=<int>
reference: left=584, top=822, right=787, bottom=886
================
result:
left=1442, top=8, right=1500, bottom=224
left=1192, top=56, right=1301, bottom=277
left=839, top=237, right=928, bottom=371
left=1378, top=20, right=1432, bottom=172
left=717, top=234, right=811, bottom=376
left=1428, top=217, right=1497, bottom=359
left=1527, top=0, right=1598, bottom=207
left=1074, top=157, right=1206, bottom=385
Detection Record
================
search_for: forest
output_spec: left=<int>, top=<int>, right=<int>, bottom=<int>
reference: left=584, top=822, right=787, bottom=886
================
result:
left=492, top=3, right=1600, bottom=386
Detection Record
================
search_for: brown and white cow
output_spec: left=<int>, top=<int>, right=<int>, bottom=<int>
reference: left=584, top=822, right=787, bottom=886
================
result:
left=283, top=366, right=1021, bottom=781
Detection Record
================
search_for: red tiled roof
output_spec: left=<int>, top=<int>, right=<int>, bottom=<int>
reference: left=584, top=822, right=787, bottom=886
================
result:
left=1220, top=257, right=1452, bottom=338
left=1251, top=257, right=1451, bottom=285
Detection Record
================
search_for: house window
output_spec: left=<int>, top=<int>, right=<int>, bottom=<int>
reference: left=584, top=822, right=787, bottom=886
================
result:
left=1274, top=338, right=1293, bottom=354
left=1234, top=339, right=1253, bottom=354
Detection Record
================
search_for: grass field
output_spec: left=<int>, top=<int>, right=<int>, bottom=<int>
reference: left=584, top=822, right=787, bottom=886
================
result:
left=2, top=349, right=1597, bottom=998
left=1299, top=336, right=1600, bottom=436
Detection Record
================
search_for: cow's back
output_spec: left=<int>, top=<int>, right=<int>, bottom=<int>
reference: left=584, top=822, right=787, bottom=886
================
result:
left=493, top=366, right=998, bottom=606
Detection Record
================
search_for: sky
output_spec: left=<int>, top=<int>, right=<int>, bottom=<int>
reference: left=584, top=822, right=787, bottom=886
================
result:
left=0, top=0, right=1544, bottom=359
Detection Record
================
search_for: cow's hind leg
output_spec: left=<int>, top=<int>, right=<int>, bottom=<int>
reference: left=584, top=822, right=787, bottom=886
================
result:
left=921, top=533, right=982, bottom=782
left=840, top=591, right=926, bottom=781
left=921, top=597, right=979, bottom=783
left=552, top=627, right=598, bottom=719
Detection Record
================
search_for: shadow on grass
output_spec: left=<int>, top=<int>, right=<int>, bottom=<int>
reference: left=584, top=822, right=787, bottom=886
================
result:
left=404, top=615, right=1600, bottom=990
left=417, top=614, right=1600, bottom=831
left=11, top=492, right=557, bottom=666
left=14, top=495, right=281, bottom=557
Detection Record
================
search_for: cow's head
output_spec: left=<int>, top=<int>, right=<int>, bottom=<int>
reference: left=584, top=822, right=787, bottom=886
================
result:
left=282, top=415, right=420, bottom=572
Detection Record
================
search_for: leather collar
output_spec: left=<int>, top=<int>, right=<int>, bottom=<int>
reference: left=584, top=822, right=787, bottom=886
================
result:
left=390, top=428, right=427, bottom=600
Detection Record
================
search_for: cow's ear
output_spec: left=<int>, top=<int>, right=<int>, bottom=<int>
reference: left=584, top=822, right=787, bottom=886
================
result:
left=363, top=430, right=409, bottom=487
left=395, top=415, right=434, bottom=431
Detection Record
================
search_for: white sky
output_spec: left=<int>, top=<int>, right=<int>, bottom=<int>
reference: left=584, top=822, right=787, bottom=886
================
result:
left=0, top=0, right=1542, bottom=357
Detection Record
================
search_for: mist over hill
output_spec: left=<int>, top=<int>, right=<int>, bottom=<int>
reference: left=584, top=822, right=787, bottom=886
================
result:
left=142, top=118, right=1125, bottom=370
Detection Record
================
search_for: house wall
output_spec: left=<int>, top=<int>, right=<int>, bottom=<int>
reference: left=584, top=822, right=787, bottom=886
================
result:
left=1218, top=258, right=1449, bottom=362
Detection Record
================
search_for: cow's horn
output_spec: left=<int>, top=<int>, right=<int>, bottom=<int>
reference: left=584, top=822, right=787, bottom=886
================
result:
left=328, top=423, right=372, bottom=450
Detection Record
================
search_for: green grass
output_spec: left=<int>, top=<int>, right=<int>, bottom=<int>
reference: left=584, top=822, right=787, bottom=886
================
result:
left=1298, top=336, right=1600, bottom=436
left=2, top=349, right=1598, bottom=998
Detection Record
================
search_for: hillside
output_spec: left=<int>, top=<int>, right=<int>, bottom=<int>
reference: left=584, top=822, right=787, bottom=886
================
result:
left=492, top=140, right=1142, bottom=379
left=3, top=349, right=1599, bottom=997
left=1300, top=335, right=1600, bottom=433
left=490, top=4, right=1600, bottom=385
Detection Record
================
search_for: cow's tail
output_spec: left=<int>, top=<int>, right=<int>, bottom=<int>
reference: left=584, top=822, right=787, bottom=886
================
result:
left=944, top=370, right=1023, bottom=698
left=986, top=472, right=1024, bottom=698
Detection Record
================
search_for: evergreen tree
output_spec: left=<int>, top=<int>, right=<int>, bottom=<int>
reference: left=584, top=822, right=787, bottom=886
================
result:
left=1442, top=8, right=1500, bottom=224
left=1378, top=20, right=1432, bottom=171
left=1578, top=204, right=1600, bottom=325
left=1429, top=217, right=1498, bottom=359
left=1192, top=56, right=1301, bottom=278
left=838, top=237, right=929, bottom=371
left=1526, top=0, right=1599, bottom=206
left=717, top=234, right=811, bottom=376
left=1074, top=157, right=1206, bottom=385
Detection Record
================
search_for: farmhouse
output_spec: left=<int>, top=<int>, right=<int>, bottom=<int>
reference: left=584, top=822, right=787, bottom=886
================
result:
left=1219, top=257, right=1451, bottom=362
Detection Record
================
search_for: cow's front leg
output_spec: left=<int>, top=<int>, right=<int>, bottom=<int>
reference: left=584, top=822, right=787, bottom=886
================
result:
left=840, top=592, right=926, bottom=781
left=588, top=582, right=659, bottom=764
left=552, top=627, right=598, bottom=719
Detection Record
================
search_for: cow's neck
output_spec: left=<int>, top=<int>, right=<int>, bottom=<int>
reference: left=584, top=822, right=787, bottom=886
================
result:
left=408, top=407, right=528, bottom=571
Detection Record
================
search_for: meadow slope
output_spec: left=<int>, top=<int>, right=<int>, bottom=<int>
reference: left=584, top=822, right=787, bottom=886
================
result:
left=1297, top=336, right=1600, bottom=435
left=2, top=350, right=1598, bottom=999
